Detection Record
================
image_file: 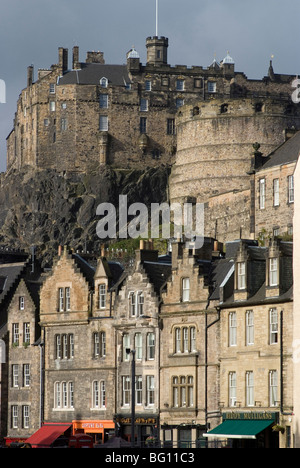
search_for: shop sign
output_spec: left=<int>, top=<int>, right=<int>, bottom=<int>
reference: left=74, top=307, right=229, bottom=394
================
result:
left=223, top=412, right=278, bottom=421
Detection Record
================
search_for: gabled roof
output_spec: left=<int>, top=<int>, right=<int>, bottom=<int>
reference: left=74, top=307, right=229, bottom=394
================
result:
left=0, top=262, right=27, bottom=306
left=258, top=130, right=300, bottom=170
left=142, top=261, right=172, bottom=295
left=58, top=63, right=130, bottom=87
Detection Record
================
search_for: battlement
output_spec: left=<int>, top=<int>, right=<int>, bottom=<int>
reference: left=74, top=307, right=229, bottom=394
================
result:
left=5, top=36, right=300, bottom=175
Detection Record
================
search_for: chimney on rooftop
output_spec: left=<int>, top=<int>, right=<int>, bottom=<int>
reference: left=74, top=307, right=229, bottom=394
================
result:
left=58, top=47, right=68, bottom=74
left=72, top=46, right=80, bottom=70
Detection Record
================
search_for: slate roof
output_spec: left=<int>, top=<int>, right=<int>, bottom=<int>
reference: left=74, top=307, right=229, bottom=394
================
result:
left=258, top=130, right=300, bottom=170
left=214, top=241, right=293, bottom=308
left=0, top=262, right=27, bottom=306
left=58, top=63, right=130, bottom=87
left=72, top=254, right=124, bottom=290
left=143, top=261, right=172, bottom=295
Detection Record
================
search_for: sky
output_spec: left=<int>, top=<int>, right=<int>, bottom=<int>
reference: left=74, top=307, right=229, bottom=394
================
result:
left=0, top=0, right=300, bottom=172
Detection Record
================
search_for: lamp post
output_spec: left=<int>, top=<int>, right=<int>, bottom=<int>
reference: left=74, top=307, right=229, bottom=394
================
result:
left=126, top=348, right=136, bottom=448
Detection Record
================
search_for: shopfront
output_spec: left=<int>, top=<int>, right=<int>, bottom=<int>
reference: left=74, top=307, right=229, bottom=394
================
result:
left=72, top=420, right=115, bottom=445
left=204, top=412, right=279, bottom=448
left=115, top=415, right=159, bottom=447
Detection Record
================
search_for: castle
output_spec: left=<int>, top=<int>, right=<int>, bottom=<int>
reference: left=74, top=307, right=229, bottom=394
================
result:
left=1, top=36, right=300, bottom=449
left=6, top=36, right=300, bottom=245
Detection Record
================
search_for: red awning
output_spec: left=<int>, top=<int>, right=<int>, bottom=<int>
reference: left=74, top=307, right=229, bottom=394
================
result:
left=25, top=423, right=72, bottom=448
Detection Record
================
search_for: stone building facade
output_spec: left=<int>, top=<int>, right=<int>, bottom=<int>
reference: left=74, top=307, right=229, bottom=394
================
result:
left=159, top=239, right=221, bottom=447
left=7, top=37, right=300, bottom=176
left=205, top=239, right=293, bottom=448
left=39, top=247, right=123, bottom=444
left=0, top=238, right=295, bottom=448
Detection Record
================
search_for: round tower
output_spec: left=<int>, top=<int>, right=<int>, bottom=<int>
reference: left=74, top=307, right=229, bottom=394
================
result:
left=169, top=97, right=300, bottom=205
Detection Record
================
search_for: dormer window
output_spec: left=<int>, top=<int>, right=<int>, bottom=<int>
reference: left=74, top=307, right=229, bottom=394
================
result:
left=100, top=77, right=108, bottom=88
left=237, top=262, right=246, bottom=290
left=269, top=258, right=278, bottom=287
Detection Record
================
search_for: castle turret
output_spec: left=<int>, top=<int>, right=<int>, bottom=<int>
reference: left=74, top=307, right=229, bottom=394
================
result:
left=146, top=36, right=168, bottom=66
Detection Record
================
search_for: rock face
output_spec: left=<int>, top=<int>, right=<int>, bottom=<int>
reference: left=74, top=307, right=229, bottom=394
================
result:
left=0, top=166, right=170, bottom=266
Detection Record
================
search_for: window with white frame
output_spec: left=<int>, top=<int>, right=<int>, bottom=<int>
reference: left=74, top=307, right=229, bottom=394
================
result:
left=99, top=115, right=108, bottom=131
left=23, top=405, right=30, bottom=429
left=147, top=332, right=155, bottom=360
left=246, top=371, right=254, bottom=406
left=176, top=79, right=185, bottom=91
left=12, top=406, right=18, bottom=428
left=269, top=308, right=278, bottom=344
left=136, top=376, right=143, bottom=405
left=23, top=364, right=30, bottom=387
left=229, top=372, right=237, bottom=407
left=65, top=287, right=71, bottom=310
left=269, top=370, right=278, bottom=407
left=145, top=80, right=152, bottom=91
left=146, top=376, right=155, bottom=406
left=122, top=376, right=131, bottom=406
left=140, top=98, right=148, bottom=112
left=100, top=77, right=108, bottom=88
left=135, top=333, right=142, bottom=360
left=237, top=262, right=246, bottom=290
left=98, top=284, right=106, bottom=309
left=99, top=94, right=108, bottom=109
left=19, top=296, right=25, bottom=310
left=123, top=334, right=130, bottom=361
left=172, top=376, right=194, bottom=408
left=61, top=118, right=68, bottom=131
left=12, top=364, right=19, bottom=387
left=207, top=81, right=216, bottom=93
left=229, top=312, right=237, bottom=346
left=129, top=291, right=144, bottom=317
left=259, top=178, right=265, bottom=209
left=269, top=257, right=278, bottom=287
left=93, top=332, right=106, bottom=358
left=92, top=380, right=106, bottom=408
left=55, top=334, right=74, bottom=360
left=50, top=101, right=56, bottom=112
left=182, top=277, right=190, bottom=302
left=12, top=323, right=19, bottom=345
left=58, top=287, right=71, bottom=312
left=273, top=179, right=279, bottom=206
left=55, top=381, right=74, bottom=409
left=288, top=175, right=294, bottom=203
left=24, top=323, right=30, bottom=344
left=137, top=292, right=144, bottom=316
left=246, top=310, right=254, bottom=346
left=49, top=83, right=56, bottom=94
left=174, top=326, right=196, bottom=353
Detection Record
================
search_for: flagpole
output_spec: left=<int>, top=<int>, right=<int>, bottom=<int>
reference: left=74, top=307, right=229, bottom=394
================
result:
left=156, top=0, right=158, bottom=36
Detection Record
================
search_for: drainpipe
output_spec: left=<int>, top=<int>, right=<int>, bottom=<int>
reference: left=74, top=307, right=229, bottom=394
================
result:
left=205, top=305, right=221, bottom=431
left=280, top=310, right=293, bottom=416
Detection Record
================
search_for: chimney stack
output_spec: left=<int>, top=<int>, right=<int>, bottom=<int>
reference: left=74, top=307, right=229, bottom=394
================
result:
left=27, top=65, right=34, bottom=87
left=72, top=46, right=80, bottom=70
left=58, top=47, right=68, bottom=74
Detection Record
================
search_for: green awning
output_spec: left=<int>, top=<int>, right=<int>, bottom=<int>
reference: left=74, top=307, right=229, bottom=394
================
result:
left=203, top=419, right=275, bottom=440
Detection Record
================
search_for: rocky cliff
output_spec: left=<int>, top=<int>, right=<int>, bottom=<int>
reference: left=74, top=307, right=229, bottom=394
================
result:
left=0, top=165, right=170, bottom=266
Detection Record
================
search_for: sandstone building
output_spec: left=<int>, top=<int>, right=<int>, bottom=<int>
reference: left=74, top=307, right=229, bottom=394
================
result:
left=7, top=37, right=300, bottom=177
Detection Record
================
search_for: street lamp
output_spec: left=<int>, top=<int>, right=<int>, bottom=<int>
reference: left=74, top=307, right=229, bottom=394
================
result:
left=126, top=348, right=136, bottom=448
